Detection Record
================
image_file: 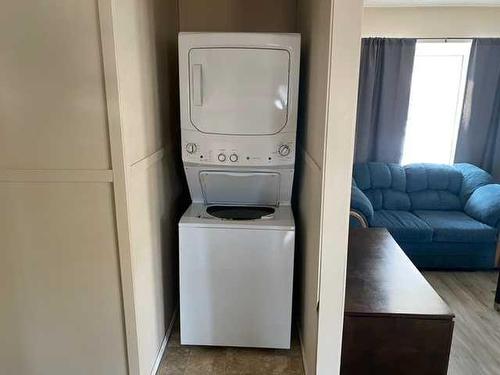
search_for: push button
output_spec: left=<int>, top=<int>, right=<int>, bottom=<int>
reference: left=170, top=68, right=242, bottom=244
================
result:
left=229, top=154, right=238, bottom=162
left=218, top=153, right=227, bottom=162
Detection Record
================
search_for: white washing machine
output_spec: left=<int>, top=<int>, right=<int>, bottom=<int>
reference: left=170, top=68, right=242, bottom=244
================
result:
left=178, top=32, right=300, bottom=349
left=179, top=204, right=295, bottom=348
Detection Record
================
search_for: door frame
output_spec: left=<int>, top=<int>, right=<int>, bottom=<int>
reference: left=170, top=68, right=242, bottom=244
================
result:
left=316, top=0, right=363, bottom=373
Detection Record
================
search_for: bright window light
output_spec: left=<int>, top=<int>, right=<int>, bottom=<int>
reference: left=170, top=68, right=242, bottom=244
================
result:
left=401, top=40, right=472, bottom=165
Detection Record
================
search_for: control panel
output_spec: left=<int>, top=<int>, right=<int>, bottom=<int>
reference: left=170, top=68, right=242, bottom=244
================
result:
left=182, top=132, right=296, bottom=167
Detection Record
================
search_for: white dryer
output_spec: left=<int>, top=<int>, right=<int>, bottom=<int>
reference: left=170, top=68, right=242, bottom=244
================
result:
left=178, top=33, right=300, bottom=349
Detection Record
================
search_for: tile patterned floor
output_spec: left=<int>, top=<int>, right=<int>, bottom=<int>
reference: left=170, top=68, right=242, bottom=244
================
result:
left=160, top=272, right=500, bottom=374
left=158, top=320, right=305, bottom=375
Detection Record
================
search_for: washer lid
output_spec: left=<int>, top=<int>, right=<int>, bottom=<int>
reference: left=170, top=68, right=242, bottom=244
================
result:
left=179, top=203, right=295, bottom=230
left=200, top=171, right=280, bottom=206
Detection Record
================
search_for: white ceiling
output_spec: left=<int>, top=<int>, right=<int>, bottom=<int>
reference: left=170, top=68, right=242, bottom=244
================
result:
left=365, top=0, right=500, bottom=6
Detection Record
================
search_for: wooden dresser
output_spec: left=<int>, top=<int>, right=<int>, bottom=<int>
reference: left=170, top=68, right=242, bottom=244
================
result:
left=341, top=229, right=454, bottom=375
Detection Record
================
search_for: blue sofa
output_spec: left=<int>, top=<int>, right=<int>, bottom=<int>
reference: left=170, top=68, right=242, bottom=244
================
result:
left=350, top=163, right=500, bottom=269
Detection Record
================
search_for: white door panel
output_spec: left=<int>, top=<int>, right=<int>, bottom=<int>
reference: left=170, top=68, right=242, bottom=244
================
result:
left=179, top=226, right=294, bottom=348
left=189, top=48, right=290, bottom=135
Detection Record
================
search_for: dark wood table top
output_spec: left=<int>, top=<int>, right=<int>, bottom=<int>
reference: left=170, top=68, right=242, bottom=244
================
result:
left=346, top=228, right=454, bottom=320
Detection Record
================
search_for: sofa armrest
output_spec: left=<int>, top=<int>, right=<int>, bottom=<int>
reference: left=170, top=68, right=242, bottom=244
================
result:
left=351, top=185, right=374, bottom=222
left=465, top=184, right=500, bottom=267
left=465, top=184, right=500, bottom=229
left=454, top=163, right=494, bottom=203
left=350, top=210, right=369, bottom=228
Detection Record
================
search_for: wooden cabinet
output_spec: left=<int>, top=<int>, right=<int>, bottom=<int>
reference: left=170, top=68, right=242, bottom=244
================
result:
left=342, top=229, right=454, bottom=375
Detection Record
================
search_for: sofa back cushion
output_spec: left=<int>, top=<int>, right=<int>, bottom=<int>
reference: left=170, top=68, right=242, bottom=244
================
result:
left=404, top=164, right=463, bottom=210
left=353, top=163, right=410, bottom=211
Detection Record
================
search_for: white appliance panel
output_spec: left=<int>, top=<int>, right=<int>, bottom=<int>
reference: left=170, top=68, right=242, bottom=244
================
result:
left=200, top=171, right=280, bottom=205
left=183, top=166, right=294, bottom=204
left=181, top=131, right=296, bottom=167
left=179, top=225, right=294, bottom=348
left=189, top=48, right=290, bottom=135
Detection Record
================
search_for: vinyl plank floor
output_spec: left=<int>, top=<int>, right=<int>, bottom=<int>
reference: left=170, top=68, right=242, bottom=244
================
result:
left=159, top=272, right=499, bottom=374
left=158, top=320, right=305, bottom=375
left=423, top=271, right=500, bottom=375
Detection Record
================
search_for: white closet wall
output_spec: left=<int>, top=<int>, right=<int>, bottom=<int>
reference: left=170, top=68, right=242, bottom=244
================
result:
left=178, top=0, right=296, bottom=32
left=0, top=1, right=126, bottom=374
left=0, top=0, right=181, bottom=374
left=362, top=6, right=500, bottom=38
left=295, top=0, right=363, bottom=374
left=294, top=0, right=334, bottom=373
left=102, top=0, right=182, bottom=373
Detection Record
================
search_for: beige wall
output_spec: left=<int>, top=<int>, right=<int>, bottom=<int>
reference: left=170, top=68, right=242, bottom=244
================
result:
left=295, top=0, right=363, bottom=373
left=1, top=1, right=183, bottom=374
left=126, top=154, right=181, bottom=375
left=178, top=0, right=296, bottom=32
left=0, top=1, right=127, bottom=374
left=316, top=0, right=363, bottom=373
left=295, top=0, right=334, bottom=373
left=0, top=183, right=127, bottom=375
left=294, top=153, right=322, bottom=375
left=108, top=0, right=183, bottom=374
left=0, top=1, right=111, bottom=170
left=362, top=6, right=500, bottom=37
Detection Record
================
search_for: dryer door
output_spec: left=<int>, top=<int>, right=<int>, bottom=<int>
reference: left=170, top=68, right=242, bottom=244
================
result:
left=189, top=48, right=290, bottom=135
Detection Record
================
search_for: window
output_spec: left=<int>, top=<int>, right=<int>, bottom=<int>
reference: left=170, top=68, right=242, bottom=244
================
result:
left=401, top=40, right=472, bottom=165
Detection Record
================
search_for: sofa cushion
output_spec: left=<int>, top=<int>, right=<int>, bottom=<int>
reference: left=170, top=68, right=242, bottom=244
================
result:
left=369, top=210, right=433, bottom=243
left=353, top=162, right=406, bottom=191
left=351, top=185, right=374, bottom=220
left=353, top=163, right=410, bottom=211
left=362, top=190, right=412, bottom=211
left=414, top=210, right=497, bottom=243
left=404, top=164, right=463, bottom=210
left=399, top=241, right=496, bottom=270
left=409, top=190, right=462, bottom=211
left=364, top=189, right=383, bottom=210
left=405, top=164, right=462, bottom=193
left=383, top=190, right=412, bottom=210
left=353, top=163, right=371, bottom=190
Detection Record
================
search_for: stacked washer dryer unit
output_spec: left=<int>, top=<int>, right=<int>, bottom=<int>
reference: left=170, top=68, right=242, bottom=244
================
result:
left=178, top=33, right=300, bottom=349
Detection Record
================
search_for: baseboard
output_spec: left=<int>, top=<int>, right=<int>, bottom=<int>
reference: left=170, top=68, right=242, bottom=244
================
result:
left=296, top=321, right=310, bottom=375
left=151, top=307, right=178, bottom=375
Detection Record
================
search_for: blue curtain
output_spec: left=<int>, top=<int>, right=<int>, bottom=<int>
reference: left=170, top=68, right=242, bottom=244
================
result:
left=455, top=39, right=500, bottom=181
left=354, top=38, right=416, bottom=163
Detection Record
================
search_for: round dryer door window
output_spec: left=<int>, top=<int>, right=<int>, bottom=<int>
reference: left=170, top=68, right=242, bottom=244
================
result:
left=207, top=206, right=275, bottom=220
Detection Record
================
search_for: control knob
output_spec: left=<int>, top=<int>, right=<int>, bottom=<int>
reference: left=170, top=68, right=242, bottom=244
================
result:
left=229, top=154, right=238, bottom=162
left=218, top=153, right=227, bottom=162
left=185, top=143, right=197, bottom=154
left=278, top=144, right=291, bottom=157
